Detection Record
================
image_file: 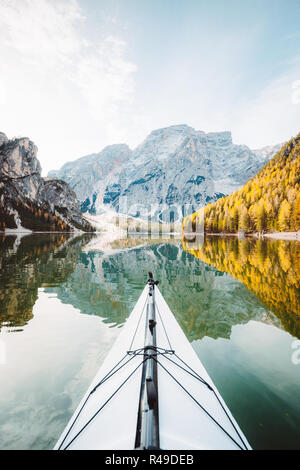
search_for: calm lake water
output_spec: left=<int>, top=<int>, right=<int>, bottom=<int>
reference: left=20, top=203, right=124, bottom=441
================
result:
left=0, top=233, right=299, bottom=450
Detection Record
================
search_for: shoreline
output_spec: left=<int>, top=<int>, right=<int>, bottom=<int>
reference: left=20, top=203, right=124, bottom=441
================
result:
left=184, top=231, right=300, bottom=242
left=0, top=229, right=182, bottom=236
left=261, top=231, right=299, bottom=241
left=1, top=229, right=299, bottom=242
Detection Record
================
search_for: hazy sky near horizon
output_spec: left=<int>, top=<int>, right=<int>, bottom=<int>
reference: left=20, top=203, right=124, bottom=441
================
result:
left=0, top=0, right=300, bottom=175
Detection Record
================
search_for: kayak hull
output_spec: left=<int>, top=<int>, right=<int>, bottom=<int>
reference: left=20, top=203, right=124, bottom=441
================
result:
left=55, top=285, right=251, bottom=450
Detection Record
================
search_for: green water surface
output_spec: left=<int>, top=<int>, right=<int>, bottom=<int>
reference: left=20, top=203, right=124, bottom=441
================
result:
left=0, top=233, right=299, bottom=450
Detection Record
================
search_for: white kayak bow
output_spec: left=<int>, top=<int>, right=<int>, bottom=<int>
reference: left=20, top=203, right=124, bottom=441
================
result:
left=55, top=273, right=251, bottom=450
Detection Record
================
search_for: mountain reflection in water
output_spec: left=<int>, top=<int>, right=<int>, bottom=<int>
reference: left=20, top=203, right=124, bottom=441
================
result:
left=0, top=233, right=93, bottom=331
left=0, top=233, right=300, bottom=450
left=182, top=235, right=300, bottom=339
left=0, top=233, right=299, bottom=341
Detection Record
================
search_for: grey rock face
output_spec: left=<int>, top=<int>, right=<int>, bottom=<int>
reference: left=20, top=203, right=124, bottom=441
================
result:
left=0, top=137, right=42, bottom=200
left=38, top=179, right=91, bottom=230
left=252, top=143, right=283, bottom=162
left=48, top=144, right=132, bottom=213
left=106, top=125, right=220, bottom=221
left=0, top=132, right=8, bottom=146
left=0, top=134, right=93, bottom=231
left=49, top=124, right=280, bottom=222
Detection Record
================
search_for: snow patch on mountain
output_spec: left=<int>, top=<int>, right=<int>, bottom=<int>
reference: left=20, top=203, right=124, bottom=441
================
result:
left=49, top=125, right=281, bottom=222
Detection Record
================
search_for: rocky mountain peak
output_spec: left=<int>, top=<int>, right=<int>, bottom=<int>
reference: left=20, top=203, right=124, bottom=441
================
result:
left=0, top=132, right=94, bottom=232
left=148, top=124, right=196, bottom=137
left=48, top=124, right=281, bottom=222
left=206, top=131, right=232, bottom=147
left=133, top=124, right=200, bottom=164
left=0, top=136, right=42, bottom=200
left=48, top=143, right=133, bottom=213
left=132, top=126, right=234, bottom=165
left=252, top=142, right=284, bottom=162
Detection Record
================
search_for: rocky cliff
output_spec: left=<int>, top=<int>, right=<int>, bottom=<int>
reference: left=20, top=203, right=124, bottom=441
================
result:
left=0, top=133, right=94, bottom=232
left=0, top=233, right=93, bottom=330
left=183, top=134, right=300, bottom=235
left=49, top=124, right=280, bottom=222
left=48, top=144, right=132, bottom=213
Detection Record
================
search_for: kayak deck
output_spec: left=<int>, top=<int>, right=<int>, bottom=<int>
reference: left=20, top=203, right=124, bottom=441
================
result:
left=55, top=281, right=251, bottom=450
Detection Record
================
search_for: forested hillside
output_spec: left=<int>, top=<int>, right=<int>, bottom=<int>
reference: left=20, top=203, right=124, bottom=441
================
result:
left=183, top=133, right=300, bottom=234
left=0, top=133, right=94, bottom=232
left=182, top=237, right=300, bottom=337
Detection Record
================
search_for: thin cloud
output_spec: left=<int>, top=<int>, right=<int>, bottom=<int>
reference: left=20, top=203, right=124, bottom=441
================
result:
left=232, top=64, right=300, bottom=147
left=0, top=0, right=84, bottom=68
left=0, top=0, right=299, bottom=174
left=0, top=0, right=138, bottom=173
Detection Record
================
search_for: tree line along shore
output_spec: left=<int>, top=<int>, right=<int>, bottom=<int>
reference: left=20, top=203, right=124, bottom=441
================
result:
left=183, top=133, right=300, bottom=237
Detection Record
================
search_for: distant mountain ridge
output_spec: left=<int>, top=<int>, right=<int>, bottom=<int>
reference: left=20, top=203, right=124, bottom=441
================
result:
left=49, top=125, right=280, bottom=222
left=49, top=144, right=132, bottom=214
left=0, top=132, right=94, bottom=232
left=183, top=133, right=300, bottom=234
left=252, top=143, right=283, bottom=162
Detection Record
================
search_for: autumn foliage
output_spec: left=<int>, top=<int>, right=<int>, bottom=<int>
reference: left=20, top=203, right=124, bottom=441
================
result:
left=182, top=236, right=300, bottom=337
left=183, top=133, right=300, bottom=234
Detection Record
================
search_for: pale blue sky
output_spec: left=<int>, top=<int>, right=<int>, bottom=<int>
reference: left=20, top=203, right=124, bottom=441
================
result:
left=0, top=0, right=299, bottom=174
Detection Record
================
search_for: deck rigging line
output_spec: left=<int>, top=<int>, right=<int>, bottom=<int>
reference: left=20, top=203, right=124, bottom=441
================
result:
left=58, top=343, right=248, bottom=450
left=153, top=356, right=248, bottom=450
left=58, top=279, right=249, bottom=451
left=57, top=349, right=145, bottom=450
left=59, top=291, right=149, bottom=449
left=134, top=272, right=160, bottom=450
left=60, top=357, right=147, bottom=450
left=155, top=300, right=173, bottom=351
left=128, top=294, right=148, bottom=351
left=171, top=353, right=249, bottom=450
